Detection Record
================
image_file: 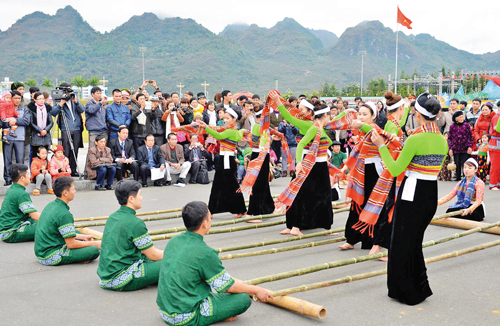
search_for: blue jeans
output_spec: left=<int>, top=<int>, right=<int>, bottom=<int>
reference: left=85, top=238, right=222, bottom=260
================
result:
left=3, top=140, right=25, bottom=183
left=237, top=165, right=246, bottom=180
left=95, top=166, right=116, bottom=186
left=109, top=132, right=118, bottom=141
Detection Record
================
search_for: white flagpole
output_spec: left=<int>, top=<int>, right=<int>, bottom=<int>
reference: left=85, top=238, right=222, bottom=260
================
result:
left=395, top=8, right=399, bottom=93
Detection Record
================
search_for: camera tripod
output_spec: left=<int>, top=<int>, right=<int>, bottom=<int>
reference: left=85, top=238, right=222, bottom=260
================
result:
left=55, top=105, right=83, bottom=180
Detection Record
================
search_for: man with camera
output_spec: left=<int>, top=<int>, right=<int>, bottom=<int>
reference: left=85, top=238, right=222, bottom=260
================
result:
left=130, top=93, right=152, bottom=152
left=85, top=86, right=108, bottom=147
left=51, top=82, right=85, bottom=177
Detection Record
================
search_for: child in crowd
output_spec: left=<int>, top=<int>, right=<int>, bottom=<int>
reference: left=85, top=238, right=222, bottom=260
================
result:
left=50, top=145, right=71, bottom=180
left=30, top=147, right=53, bottom=195
left=438, top=131, right=452, bottom=181
left=438, top=158, right=485, bottom=221
left=475, top=133, right=491, bottom=182
left=0, top=91, right=19, bottom=143
left=235, top=147, right=246, bottom=184
left=216, top=108, right=225, bottom=126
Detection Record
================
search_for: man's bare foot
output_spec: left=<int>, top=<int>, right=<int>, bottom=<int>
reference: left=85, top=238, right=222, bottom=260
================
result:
left=290, top=227, right=303, bottom=236
left=324, top=229, right=339, bottom=236
left=82, top=260, right=91, bottom=264
left=378, top=257, right=388, bottom=262
left=369, top=245, right=381, bottom=255
left=233, top=213, right=246, bottom=218
left=338, top=242, right=354, bottom=250
left=279, top=228, right=291, bottom=235
left=223, top=316, right=238, bottom=322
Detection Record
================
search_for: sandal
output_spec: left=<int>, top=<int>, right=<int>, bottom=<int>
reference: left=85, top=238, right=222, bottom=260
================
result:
left=47, top=188, right=54, bottom=194
left=33, top=189, right=40, bottom=196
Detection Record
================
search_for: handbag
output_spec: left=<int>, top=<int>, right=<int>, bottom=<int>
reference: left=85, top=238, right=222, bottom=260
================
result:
left=196, top=162, right=210, bottom=184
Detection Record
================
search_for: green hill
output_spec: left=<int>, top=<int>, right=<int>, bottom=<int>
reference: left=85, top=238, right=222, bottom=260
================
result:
left=0, top=6, right=497, bottom=96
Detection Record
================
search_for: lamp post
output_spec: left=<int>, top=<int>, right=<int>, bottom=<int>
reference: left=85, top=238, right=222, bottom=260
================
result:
left=139, top=47, right=147, bottom=82
left=358, top=51, right=366, bottom=96
left=201, top=81, right=209, bottom=97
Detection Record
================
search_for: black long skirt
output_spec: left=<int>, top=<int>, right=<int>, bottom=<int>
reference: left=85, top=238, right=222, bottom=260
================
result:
left=388, top=177, right=436, bottom=305
left=247, top=152, right=275, bottom=216
left=208, top=155, right=246, bottom=215
left=446, top=204, right=485, bottom=222
left=286, top=161, right=333, bottom=230
left=344, top=163, right=378, bottom=249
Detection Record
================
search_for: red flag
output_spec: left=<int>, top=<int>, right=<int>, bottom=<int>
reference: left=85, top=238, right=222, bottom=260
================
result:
left=466, top=75, right=469, bottom=80
left=454, top=75, right=457, bottom=79
left=397, top=7, right=413, bottom=29
left=442, top=76, right=445, bottom=79
left=472, top=75, right=475, bottom=80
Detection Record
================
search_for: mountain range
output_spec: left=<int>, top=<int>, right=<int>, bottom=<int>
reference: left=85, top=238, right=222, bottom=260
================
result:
left=0, top=5, right=498, bottom=97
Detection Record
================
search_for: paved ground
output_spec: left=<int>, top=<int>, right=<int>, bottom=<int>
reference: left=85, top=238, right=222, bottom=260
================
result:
left=1, top=177, right=499, bottom=325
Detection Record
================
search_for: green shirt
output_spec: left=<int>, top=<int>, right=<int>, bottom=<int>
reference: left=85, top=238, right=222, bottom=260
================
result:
left=157, top=231, right=235, bottom=325
left=384, top=107, right=410, bottom=136
left=97, top=206, right=153, bottom=289
left=330, top=151, right=347, bottom=168
left=0, top=183, right=37, bottom=240
left=34, top=198, right=76, bottom=265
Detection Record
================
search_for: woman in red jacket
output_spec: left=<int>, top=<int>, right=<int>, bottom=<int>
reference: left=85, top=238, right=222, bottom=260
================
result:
left=474, top=102, right=495, bottom=146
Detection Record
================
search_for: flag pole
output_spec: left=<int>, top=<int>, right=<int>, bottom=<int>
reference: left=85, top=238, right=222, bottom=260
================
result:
left=394, top=7, right=399, bottom=93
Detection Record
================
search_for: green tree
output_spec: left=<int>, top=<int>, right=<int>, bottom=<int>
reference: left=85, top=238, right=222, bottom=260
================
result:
left=71, top=75, right=86, bottom=99
left=87, top=76, right=100, bottom=87
left=25, top=78, right=37, bottom=87
left=41, top=78, right=54, bottom=92
left=366, top=78, right=388, bottom=96
left=441, top=66, right=446, bottom=77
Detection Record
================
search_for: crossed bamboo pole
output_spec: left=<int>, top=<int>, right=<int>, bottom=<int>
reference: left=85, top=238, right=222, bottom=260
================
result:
left=244, top=216, right=500, bottom=286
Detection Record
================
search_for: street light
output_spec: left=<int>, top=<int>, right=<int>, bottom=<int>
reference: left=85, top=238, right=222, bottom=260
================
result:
left=139, top=47, right=147, bottom=82
left=358, top=51, right=366, bottom=96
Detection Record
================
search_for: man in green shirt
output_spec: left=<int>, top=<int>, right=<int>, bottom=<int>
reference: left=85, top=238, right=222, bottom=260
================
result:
left=97, top=180, right=164, bottom=291
left=0, top=164, right=40, bottom=243
left=34, top=176, right=101, bottom=265
left=329, top=141, right=347, bottom=168
left=157, top=201, right=272, bottom=326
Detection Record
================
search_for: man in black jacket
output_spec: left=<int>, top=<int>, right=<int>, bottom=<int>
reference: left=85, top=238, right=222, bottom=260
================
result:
left=215, top=90, right=239, bottom=112
left=136, top=134, right=165, bottom=187
left=109, top=127, right=139, bottom=181
left=184, top=134, right=208, bottom=184
left=129, top=93, right=152, bottom=152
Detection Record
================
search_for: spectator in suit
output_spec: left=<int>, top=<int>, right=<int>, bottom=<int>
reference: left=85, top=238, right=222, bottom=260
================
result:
left=106, top=89, right=131, bottom=141
left=109, top=127, right=139, bottom=182
left=160, top=133, right=191, bottom=187
left=184, top=134, right=208, bottom=184
left=137, top=134, right=165, bottom=187
left=86, top=135, right=116, bottom=191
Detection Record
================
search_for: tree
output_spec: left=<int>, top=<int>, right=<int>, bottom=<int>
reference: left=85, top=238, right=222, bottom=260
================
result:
left=25, top=78, right=37, bottom=87
left=87, top=76, right=100, bottom=87
left=71, top=75, right=86, bottom=99
left=366, top=78, right=388, bottom=96
left=41, top=78, right=54, bottom=92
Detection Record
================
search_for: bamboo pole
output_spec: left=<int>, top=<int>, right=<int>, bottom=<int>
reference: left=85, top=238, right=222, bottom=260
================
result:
left=220, top=236, right=346, bottom=260
left=244, top=219, right=500, bottom=286
left=214, top=228, right=346, bottom=252
left=262, top=291, right=327, bottom=319
left=150, top=219, right=287, bottom=241
left=267, top=238, right=500, bottom=297
left=76, top=227, right=103, bottom=238
left=431, top=217, right=500, bottom=235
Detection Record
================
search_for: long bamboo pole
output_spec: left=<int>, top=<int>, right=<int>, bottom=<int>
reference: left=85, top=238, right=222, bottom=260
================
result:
left=244, top=219, right=500, bottom=286
left=220, top=236, right=346, bottom=260
left=261, top=291, right=327, bottom=319
left=214, top=228, right=346, bottom=252
left=76, top=227, right=103, bottom=238
left=267, top=238, right=500, bottom=297
left=431, top=217, right=500, bottom=235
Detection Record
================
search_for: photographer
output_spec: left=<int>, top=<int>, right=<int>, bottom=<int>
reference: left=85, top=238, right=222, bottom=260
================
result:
left=150, top=95, right=166, bottom=146
left=85, top=86, right=108, bottom=147
left=50, top=82, right=84, bottom=176
left=184, top=134, right=208, bottom=184
left=129, top=93, right=152, bottom=152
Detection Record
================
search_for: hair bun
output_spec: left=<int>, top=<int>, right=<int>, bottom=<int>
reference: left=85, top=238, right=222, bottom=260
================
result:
left=384, top=90, right=394, bottom=100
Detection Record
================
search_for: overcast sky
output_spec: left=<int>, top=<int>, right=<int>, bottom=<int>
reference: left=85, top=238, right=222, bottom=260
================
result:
left=1, top=0, right=498, bottom=55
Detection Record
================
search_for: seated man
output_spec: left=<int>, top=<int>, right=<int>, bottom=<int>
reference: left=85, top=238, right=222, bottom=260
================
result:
left=157, top=201, right=272, bottom=325
left=137, top=133, right=166, bottom=187
left=0, top=164, right=40, bottom=243
left=34, top=176, right=101, bottom=265
left=85, top=134, right=116, bottom=191
left=184, top=134, right=208, bottom=184
left=109, top=126, right=139, bottom=182
left=329, top=141, right=347, bottom=168
left=97, top=180, right=164, bottom=291
left=160, top=133, right=191, bottom=187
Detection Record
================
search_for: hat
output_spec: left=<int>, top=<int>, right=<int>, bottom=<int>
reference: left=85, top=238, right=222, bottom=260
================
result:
left=193, top=112, right=203, bottom=120
left=51, top=145, right=64, bottom=153
left=121, top=91, right=130, bottom=97
left=331, top=141, right=342, bottom=146
left=197, top=92, right=206, bottom=99
left=465, top=158, right=478, bottom=169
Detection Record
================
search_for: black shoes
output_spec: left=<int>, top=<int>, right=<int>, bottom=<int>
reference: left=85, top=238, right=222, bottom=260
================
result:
left=164, top=180, right=172, bottom=186
left=105, top=184, right=114, bottom=190
left=154, top=180, right=163, bottom=187
left=95, top=185, right=106, bottom=191
left=174, top=178, right=186, bottom=187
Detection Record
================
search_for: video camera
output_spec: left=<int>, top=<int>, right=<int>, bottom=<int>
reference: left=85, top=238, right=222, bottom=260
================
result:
left=51, top=86, right=76, bottom=103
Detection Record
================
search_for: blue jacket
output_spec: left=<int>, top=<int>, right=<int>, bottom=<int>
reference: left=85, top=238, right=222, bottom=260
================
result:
left=51, top=100, right=85, bottom=131
left=106, top=102, right=131, bottom=132
left=278, top=121, right=299, bottom=147
left=85, top=99, right=108, bottom=134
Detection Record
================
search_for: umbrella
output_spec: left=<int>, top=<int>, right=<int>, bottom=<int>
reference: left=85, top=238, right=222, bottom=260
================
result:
left=232, top=91, right=254, bottom=101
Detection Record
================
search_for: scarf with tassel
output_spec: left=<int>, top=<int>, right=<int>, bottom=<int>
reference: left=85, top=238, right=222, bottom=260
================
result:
left=172, top=123, right=253, bottom=143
